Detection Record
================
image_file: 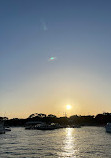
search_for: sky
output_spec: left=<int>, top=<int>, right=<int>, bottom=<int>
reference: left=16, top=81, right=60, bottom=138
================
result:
left=0, top=0, right=111, bottom=118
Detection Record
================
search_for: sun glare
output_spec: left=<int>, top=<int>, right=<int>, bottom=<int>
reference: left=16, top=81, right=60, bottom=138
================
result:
left=66, top=105, right=72, bottom=110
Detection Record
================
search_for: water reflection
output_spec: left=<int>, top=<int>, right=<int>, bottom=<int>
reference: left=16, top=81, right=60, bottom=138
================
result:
left=61, top=128, right=77, bottom=157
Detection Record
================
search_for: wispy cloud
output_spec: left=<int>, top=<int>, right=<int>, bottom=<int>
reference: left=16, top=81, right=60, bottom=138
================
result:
left=40, top=19, right=48, bottom=31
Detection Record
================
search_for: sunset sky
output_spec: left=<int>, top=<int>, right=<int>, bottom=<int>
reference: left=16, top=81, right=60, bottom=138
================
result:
left=0, top=0, right=111, bottom=118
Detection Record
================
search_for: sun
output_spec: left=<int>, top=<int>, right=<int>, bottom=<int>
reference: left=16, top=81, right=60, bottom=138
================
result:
left=66, top=105, right=72, bottom=110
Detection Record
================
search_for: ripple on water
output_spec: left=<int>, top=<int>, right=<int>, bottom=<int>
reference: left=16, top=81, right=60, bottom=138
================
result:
left=0, top=127, right=111, bottom=158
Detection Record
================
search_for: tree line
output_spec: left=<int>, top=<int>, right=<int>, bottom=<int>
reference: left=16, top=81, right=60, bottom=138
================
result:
left=1, top=112, right=111, bottom=127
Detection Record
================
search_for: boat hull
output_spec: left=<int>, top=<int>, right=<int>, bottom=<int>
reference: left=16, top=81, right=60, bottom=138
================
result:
left=0, top=131, right=5, bottom=134
left=105, top=123, right=111, bottom=133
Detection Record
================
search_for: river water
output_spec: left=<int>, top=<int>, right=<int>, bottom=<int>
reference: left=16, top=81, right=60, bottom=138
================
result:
left=0, top=127, right=111, bottom=158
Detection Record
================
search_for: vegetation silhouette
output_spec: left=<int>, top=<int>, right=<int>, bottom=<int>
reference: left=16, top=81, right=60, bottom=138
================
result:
left=1, top=112, right=111, bottom=127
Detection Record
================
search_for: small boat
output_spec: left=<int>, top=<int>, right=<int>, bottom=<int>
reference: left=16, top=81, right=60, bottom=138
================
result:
left=5, top=127, right=11, bottom=132
left=25, top=121, right=44, bottom=130
left=25, top=121, right=61, bottom=130
left=0, top=121, right=5, bottom=134
left=72, top=125, right=81, bottom=128
left=69, top=125, right=81, bottom=128
left=35, top=123, right=60, bottom=130
left=105, top=123, right=111, bottom=133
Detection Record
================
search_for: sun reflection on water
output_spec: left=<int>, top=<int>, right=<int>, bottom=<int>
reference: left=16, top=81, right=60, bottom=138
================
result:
left=61, top=128, right=77, bottom=158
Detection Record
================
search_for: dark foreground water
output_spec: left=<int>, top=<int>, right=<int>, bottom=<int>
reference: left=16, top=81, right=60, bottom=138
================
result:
left=0, top=127, right=111, bottom=158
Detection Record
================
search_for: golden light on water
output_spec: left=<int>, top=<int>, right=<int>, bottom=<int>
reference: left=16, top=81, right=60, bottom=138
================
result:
left=66, top=104, right=72, bottom=110
left=61, top=128, right=77, bottom=157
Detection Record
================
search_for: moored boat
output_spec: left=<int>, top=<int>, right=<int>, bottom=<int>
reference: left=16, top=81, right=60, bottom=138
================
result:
left=5, top=127, right=11, bottom=132
left=72, top=125, right=81, bottom=128
left=25, top=121, right=61, bottom=130
left=35, top=123, right=59, bottom=130
left=105, top=123, right=111, bottom=133
left=0, top=121, right=5, bottom=134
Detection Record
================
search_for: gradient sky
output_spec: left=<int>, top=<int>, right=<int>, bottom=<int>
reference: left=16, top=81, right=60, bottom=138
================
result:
left=0, top=0, right=111, bottom=118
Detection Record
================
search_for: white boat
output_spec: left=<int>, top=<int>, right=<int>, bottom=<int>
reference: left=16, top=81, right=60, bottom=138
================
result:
left=5, top=127, right=11, bottom=132
left=35, top=123, right=60, bottom=130
left=105, top=123, right=111, bottom=133
left=0, top=121, right=5, bottom=134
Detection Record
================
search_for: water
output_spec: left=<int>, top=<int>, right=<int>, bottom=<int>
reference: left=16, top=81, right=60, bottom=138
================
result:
left=0, top=127, right=111, bottom=158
